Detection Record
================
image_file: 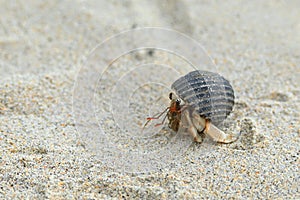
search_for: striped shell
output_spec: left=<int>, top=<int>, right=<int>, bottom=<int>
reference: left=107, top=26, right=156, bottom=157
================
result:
left=171, top=70, right=234, bottom=126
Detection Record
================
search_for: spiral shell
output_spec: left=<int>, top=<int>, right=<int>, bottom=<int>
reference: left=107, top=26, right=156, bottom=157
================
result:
left=171, top=70, right=234, bottom=126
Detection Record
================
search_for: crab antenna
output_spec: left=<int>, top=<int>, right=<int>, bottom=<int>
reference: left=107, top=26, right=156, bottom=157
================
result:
left=154, top=111, right=169, bottom=127
left=143, top=107, right=169, bottom=128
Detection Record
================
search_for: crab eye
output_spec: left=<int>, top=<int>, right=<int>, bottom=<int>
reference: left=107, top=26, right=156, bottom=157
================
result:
left=176, top=99, right=181, bottom=104
left=169, top=92, right=173, bottom=100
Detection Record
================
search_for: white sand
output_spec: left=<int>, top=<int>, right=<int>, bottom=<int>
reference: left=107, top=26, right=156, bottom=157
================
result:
left=0, top=1, right=299, bottom=199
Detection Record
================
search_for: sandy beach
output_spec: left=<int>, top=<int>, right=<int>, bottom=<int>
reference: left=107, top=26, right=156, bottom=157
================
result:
left=0, top=1, right=299, bottom=199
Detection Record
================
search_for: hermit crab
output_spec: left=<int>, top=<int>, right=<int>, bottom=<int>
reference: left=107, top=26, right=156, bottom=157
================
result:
left=145, top=70, right=239, bottom=143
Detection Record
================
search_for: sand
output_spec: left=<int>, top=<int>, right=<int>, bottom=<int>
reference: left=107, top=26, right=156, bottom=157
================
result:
left=0, top=0, right=299, bottom=199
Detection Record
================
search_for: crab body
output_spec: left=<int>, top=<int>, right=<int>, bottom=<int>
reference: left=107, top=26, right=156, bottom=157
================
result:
left=169, top=70, right=237, bottom=143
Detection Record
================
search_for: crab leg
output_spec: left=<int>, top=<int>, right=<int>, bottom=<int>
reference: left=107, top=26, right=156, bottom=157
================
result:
left=191, top=111, right=238, bottom=143
left=197, top=119, right=211, bottom=134
left=181, top=110, right=202, bottom=143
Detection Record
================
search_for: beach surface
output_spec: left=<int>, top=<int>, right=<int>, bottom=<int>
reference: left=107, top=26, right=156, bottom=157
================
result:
left=0, top=1, right=299, bottom=199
